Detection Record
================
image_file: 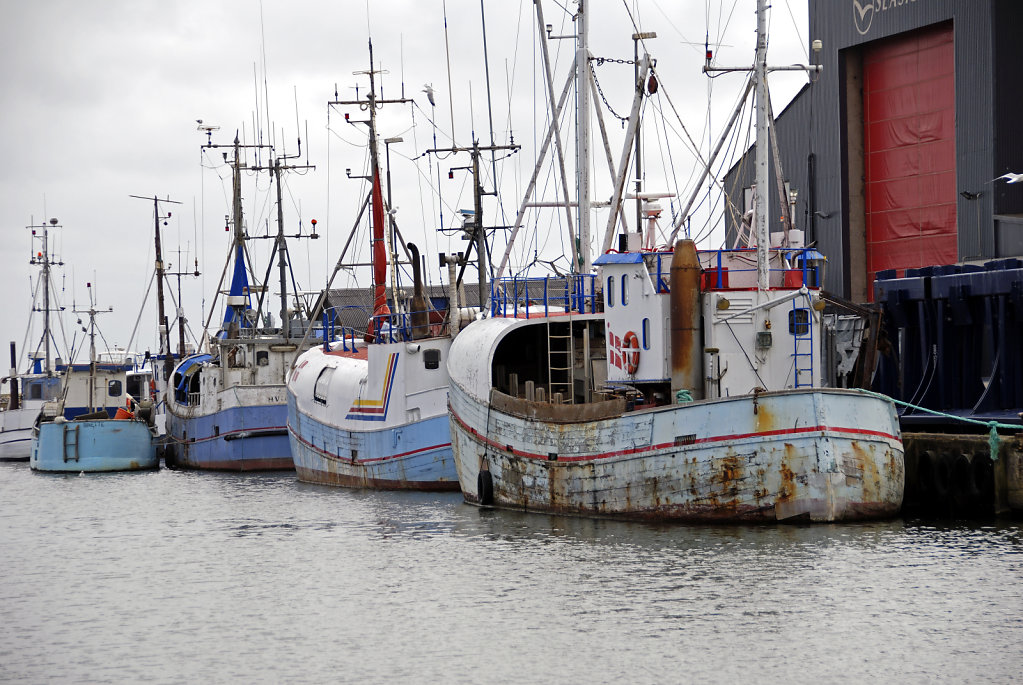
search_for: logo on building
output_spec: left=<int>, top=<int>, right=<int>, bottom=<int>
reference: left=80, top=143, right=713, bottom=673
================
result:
left=853, top=0, right=876, bottom=36
left=855, top=0, right=922, bottom=37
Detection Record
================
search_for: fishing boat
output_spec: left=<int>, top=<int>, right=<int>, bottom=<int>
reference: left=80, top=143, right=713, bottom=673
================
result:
left=286, top=41, right=495, bottom=490
left=447, top=0, right=904, bottom=522
left=164, top=133, right=318, bottom=471
left=31, top=303, right=159, bottom=472
left=2, top=219, right=69, bottom=461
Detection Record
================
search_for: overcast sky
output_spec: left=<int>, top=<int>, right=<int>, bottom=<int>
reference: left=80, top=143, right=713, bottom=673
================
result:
left=0, top=0, right=810, bottom=368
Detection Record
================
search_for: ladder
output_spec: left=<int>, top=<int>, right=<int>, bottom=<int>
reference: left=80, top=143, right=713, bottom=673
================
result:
left=791, top=300, right=815, bottom=388
left=547, top=320, right=575, bottom=403
left=63, top=424, right=79, bottom=463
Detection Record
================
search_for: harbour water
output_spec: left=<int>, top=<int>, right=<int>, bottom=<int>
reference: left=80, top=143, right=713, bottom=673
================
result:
left=2, top=462, right=1021, bottom=683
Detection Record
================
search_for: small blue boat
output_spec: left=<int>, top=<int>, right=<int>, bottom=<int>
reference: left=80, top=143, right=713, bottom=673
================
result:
left=31, top=413, right=158, bottom=472
left=30, top=298, right=159, bottom=473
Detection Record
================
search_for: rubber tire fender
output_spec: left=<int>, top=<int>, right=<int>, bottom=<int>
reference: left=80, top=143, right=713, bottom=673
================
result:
left=477, top=468, right=494, bottom=506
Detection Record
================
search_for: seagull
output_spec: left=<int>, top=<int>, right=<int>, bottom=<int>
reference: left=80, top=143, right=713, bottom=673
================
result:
left=992, top=172, right=1023, bottom=184
left=422, top=84, right=436, bottom=107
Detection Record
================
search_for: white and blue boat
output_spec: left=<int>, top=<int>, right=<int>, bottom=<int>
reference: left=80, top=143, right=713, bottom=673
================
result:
left=286, top=49, right=461, bottom=490
left=1, top=356, right=61, bottom=461
left=2, top=218, right=67, bottom=461
left=164, top=134, right=317, bottom=471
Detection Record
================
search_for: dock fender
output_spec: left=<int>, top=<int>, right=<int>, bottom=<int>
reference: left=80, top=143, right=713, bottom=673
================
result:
left=477, top=468, right=494, bottom=506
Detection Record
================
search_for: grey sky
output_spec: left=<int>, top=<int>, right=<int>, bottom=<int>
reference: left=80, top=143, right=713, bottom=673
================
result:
left=0, top=0, right=809, bottom=366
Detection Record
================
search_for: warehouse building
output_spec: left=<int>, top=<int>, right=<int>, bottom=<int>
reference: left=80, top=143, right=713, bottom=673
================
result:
left=723, top=0, right=1023, bottom=301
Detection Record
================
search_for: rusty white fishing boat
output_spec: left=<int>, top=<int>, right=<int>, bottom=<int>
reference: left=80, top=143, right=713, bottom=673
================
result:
left=447, top=0, right=904, bottom=522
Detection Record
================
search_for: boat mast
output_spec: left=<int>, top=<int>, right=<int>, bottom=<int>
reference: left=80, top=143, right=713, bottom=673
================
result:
left=366, top=40, right=390, bottom=336
left=131, top=195, right=181, bottom=385
left=700, top=0, right=820, bottom=286
left=576, top=0, right=592, bottom=274
left=73, top=289, right=111, bottom=412
left=753, top=0, right=770, bottom=291
left=273, top=157, right=290, bottom=339
left=41, top=218, right=55, bottom=375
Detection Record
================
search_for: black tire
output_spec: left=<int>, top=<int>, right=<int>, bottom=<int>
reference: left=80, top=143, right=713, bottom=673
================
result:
left=477, top=469, right=494, bottom=506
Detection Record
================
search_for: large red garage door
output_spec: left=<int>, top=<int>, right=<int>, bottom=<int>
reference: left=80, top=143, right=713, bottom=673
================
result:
left=863, top=22, right=956, bottom=286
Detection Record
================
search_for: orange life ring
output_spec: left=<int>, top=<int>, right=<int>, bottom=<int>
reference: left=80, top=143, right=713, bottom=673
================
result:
left=623, top=330, right=640, bottom=374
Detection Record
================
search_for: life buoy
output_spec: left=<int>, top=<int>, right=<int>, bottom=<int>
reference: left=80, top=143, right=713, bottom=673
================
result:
left=623, top=330, right=640, bottom=374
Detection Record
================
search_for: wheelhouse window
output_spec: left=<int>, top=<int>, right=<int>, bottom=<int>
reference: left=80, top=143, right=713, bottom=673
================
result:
left=607, top=275, right=615, bottom=307
left=313, top=367, right=334, bottom=405
left=107, top=380, right=122, bottom=397
left=642, top=317, right=650, bottom=349
left=789, top=309, right=811, bottom=336
left=256, top=350, right=269, bottom=366
left=621, top=274, right=629, bottom=306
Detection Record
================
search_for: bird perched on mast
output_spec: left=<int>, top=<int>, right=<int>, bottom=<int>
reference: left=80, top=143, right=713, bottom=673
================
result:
left=422, top=83, right=436, bottom=107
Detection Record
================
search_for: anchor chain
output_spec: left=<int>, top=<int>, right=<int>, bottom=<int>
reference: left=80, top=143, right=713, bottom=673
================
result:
left=589, top=56, right=637, bottom=126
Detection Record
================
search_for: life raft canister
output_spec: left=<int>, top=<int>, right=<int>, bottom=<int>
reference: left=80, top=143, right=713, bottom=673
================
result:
left=623, top=330, right=640, bottom=375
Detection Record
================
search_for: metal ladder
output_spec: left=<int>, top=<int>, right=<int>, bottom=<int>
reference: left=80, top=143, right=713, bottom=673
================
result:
left=63, top=423, right=79, bottom=463
left=547, top=320, right=575, bottom=403
left=791, top=300, right=815, bottom=387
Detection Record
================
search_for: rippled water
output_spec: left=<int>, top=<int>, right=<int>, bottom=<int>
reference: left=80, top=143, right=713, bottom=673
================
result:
left=2, top=462, right=1021, bottom=683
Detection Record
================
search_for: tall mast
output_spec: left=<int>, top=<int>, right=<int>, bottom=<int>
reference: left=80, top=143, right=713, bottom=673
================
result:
left=331, top=40, right=411, bottom=339
left=273, top=158, right=290, bottom=339
left=131, top=195, right=181, bottom=384
left=42, top=219, right=54, bottom=374
left=753, top=0, right=770, bottom=291
left=701, top=0, right=820, bottom=285
left=576, top=0, right=592, bottom=274
left=367, top=40, right=389, bottom=334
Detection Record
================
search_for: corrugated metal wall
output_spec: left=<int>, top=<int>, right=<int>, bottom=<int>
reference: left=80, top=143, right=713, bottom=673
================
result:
left=723, top=0, right=1010, bottom=301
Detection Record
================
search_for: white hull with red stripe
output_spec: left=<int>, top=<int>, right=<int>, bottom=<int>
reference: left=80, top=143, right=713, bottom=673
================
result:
left=449, top=374, right=904, bottom=521
left=446, top=244, right=905, bottom=522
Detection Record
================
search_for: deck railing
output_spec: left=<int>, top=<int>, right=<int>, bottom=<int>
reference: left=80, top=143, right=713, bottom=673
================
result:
left=489, top=274, right=599, bottom=318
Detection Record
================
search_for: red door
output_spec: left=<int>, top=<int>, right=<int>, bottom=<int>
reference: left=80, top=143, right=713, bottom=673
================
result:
left=863, top=22, right=956, bottom=288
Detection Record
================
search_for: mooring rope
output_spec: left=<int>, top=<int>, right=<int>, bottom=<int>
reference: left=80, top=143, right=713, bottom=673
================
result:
left=862, top=389, right=1020, bottom=462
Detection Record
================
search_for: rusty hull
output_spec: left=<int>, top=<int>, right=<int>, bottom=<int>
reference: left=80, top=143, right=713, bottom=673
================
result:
left=450, top=385, right=905, bottom=522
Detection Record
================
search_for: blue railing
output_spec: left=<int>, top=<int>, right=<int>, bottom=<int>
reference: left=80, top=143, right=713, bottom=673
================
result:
left=489, top=274, right=599, bottom=318
left=321, top=306, right=364, bottom=351
left=699, top=247, right=823, bottom=290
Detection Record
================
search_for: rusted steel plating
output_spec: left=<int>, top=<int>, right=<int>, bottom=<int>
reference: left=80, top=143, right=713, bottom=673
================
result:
left=669, top=239, right=703, bottom=400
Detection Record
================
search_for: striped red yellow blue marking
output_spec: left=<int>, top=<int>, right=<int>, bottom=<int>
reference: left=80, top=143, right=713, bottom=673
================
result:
left=345, top=353, right=399, bottom=421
